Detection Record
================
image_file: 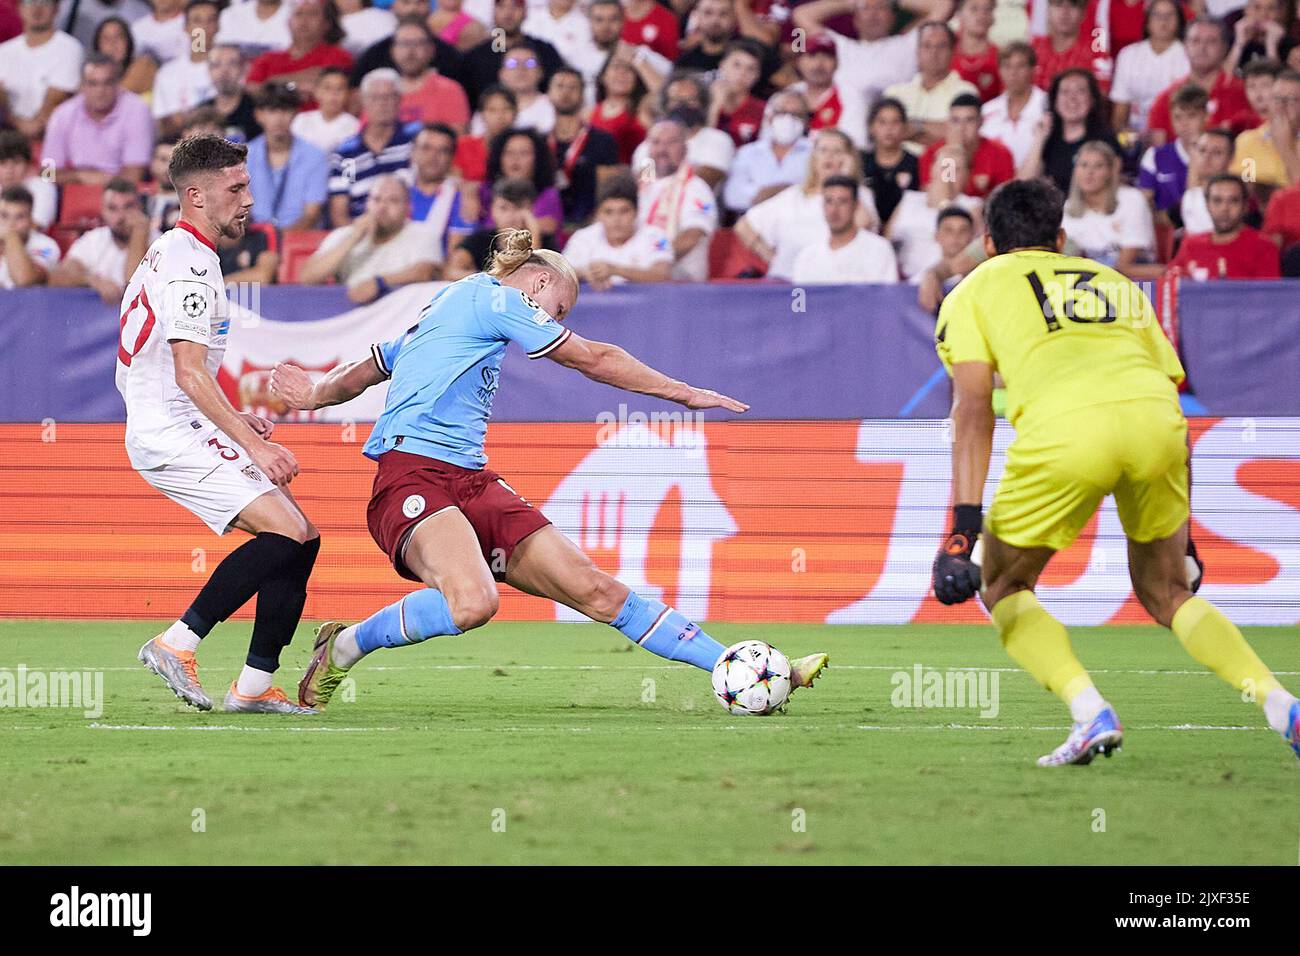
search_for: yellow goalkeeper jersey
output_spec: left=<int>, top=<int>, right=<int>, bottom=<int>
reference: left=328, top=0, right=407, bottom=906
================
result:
left=935, top=249, right=1185, bottom=431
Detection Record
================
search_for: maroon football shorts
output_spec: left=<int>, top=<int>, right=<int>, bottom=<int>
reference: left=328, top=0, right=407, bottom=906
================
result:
left=366, top=449, right=551, bottom=582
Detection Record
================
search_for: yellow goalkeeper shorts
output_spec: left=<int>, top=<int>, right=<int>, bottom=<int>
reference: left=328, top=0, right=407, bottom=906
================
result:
left=985, top=398, right=1190, bottom=552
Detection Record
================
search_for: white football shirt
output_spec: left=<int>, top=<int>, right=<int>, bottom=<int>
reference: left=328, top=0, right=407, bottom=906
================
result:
left=562, top=222, right=673, bottom=282
left=790, top=229, right=900, bottom=285
left=115, top=221, right=228, bottom=470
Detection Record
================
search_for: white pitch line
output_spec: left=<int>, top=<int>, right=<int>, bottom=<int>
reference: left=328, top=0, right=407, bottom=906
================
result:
left=75, top=722, right=1269, bottom=734
left=36, top=664, right=1300, bottom=676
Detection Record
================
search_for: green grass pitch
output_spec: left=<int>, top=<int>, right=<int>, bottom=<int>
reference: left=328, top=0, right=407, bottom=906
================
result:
left=1, top=619, right=1296, bottom=865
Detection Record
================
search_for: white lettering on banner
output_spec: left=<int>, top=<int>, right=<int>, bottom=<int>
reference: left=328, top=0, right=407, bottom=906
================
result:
left=1193, top=419, right=1300, bottom=624
left=827, top=418, right=1299, bottom=627
left=543, top=423, right=736, bottom=622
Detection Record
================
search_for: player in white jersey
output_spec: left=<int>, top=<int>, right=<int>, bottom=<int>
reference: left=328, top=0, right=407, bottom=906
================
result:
left=119, top=135, right=318, bottom=715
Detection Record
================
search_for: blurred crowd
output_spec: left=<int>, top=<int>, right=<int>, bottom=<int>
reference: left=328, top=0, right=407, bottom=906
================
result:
left=1, top=0, right=1299, bottom=310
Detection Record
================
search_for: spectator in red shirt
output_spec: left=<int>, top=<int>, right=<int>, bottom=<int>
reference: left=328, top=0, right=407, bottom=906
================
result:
left=622, top=0, right=679, bottom=62
left=591, top=52, right=648, bottom=163
left=1168, top=173, right=1281, bottom=278
left=1147, top=19, right=1250, bottom=146
left=0, top=0, right=22, bottom=45
left=1032, top=0, right=1113, bottom=94
left=455, top=85, right=516, bottom=181
left=247, top=0, right=354, bottom=106
left=918, top=92, right=1014, bottom=198
left=1262, top=177, right=1300, bottom=248
left=708, top=37, right=768, bottom=147
left=953, top=0, right=1001, bottom=102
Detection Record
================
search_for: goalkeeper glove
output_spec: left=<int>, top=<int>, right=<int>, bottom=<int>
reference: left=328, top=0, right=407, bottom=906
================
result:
left=1186, top=533, right=1204, bottom=594
left=933, top=505, right=983, bottom=606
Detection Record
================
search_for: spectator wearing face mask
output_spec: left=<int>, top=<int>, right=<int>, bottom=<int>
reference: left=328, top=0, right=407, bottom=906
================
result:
left=1168, top=173, right=1281, bottom=279
left=723, top=88, right=814, bottom=216
left=735, top=127, right=878, bottom=280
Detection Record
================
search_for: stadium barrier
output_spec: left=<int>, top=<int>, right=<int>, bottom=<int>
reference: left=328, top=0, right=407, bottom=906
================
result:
left=4, top=279, right=1300, bottom=423
left=1, top=281, right=1297, bottom=624
left=2, top=418, right=1296, bottom=625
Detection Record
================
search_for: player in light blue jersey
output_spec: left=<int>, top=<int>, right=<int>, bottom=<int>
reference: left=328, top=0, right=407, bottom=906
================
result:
left=270, top=229, right=829, bottom=709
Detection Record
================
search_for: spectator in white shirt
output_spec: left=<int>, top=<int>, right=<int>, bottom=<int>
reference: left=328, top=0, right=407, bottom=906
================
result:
left=638, top=115, right=718, bottom=281
left=0, top=129, right=56, bottom=230
left=336, top=0, right=397, bottom=55
left=792, top=0, right=918, bottom=112
left=883, top=21, right=978, bottom=147
left=565, top=172, right=672, bottom=289
left=1109, top=0, right=1190, bottom=137
left=735, top=127, right=878, bottom=280
left=131, top=0, right=188, bottom=66
left=1181, top=128, right=1234, bottom=233
left=0, top=184, right=59, bottom=288
left=631, top=73, right=735, bottom=189
left=152, top=0, right=219, bottom=138
left=915, top=206, right=976, bottom=311
left=291, top=67, right=363, bottom=152
left=723, top=88, right=813, bottom=215
left=523, top=0, right=592, bottom=56
left=301, top=174, right=441, bottom=301
left=0, top=0, right=84, bottom=141
left=980, top=41, right=1049, bottom=168
left=49, top=177, right=152, bottom=300
left=1062, top=139, right=1161, bottom=279
left=791, top=174, right=899, bottom=284
left=218, top=0, right=293, bottom=58
left=887, top=142, right=984, bottom=280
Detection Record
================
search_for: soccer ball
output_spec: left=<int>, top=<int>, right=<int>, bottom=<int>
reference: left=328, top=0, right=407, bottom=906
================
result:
left=711, top=641, right=792, bottom=716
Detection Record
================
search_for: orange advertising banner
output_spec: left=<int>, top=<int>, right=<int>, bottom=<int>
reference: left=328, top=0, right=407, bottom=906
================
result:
left=1, top=419, right=1297, bottom=625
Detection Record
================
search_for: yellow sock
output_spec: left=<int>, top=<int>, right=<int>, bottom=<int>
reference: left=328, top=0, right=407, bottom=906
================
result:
left=1171, top=597, right=1282, bottom=705
left=991, top=590, right=1096, bottom=710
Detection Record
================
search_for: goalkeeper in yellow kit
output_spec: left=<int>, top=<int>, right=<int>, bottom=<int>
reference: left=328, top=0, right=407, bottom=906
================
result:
left=933, top=179, right=1300, bottom=766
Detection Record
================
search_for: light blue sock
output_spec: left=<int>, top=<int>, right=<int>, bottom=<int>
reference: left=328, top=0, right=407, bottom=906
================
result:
left=355, top=589, right=462, bottom=653
left=610, top=592, right=725, bottom=671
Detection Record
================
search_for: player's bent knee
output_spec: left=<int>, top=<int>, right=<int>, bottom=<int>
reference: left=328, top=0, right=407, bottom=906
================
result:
left=1135, top=582, right=1191, bottom=629
left=448, top=586, right=499, bottom=631
left=577, top=572, right=627, bottom=623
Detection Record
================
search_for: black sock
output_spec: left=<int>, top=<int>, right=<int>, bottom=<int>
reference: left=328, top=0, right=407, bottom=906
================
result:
left=246, top=536, right=322, bottom=672
left=183, top=533, right=304, bottom=638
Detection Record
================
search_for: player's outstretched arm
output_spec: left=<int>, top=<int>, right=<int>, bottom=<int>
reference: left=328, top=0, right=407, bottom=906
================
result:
left=933, top=361, right=996, bottom=605
left=172, top=341, right=299, bottom=487
left=270, top=356, right=388, bottom=411
left=546, top=332, right=749, bottom=412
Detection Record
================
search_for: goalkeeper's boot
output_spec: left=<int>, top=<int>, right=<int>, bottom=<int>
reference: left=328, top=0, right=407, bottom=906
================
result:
left=790, top=653, right=830, bottom=690
left=1284, top=700, right=1300, bottom=764
left=223, top=682, right=317, bottom=714
left=138, top=635, right=212, bottom=711
left=299, top=621, right=351, bottom=711
left=1037, top=705, right=1123, bottom=767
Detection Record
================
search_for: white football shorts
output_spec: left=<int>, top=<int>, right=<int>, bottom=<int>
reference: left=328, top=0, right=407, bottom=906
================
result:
left=137, top=424, right=274, bottom=534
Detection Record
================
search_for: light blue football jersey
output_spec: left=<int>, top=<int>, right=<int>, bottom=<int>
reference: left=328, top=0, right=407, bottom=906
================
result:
left=362, top=273, right=571, bottom=469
